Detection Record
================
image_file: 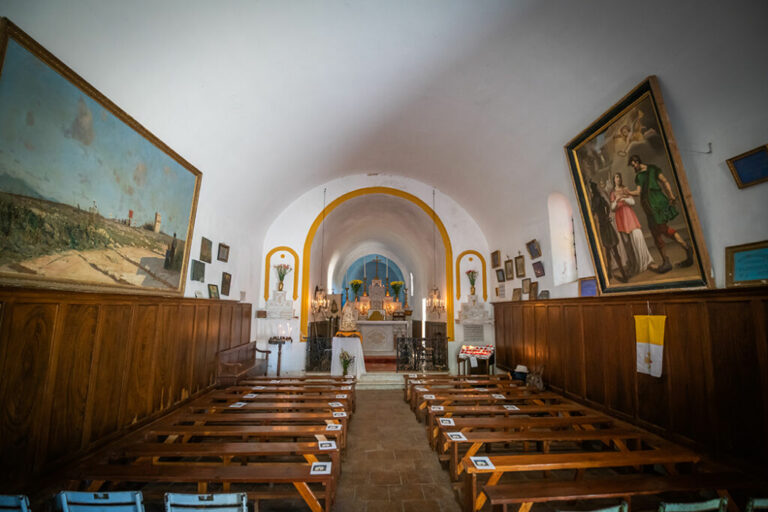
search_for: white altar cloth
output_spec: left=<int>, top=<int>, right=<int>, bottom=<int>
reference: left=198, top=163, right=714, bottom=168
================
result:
left=331, top=337, right=367, bottom=378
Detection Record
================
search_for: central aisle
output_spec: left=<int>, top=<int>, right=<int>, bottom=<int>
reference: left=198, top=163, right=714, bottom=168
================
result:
left=334, top=389, right=461, bottom=512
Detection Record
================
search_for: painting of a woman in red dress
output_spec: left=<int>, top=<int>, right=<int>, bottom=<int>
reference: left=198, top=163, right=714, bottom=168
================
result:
left=610, top=173, right=656, bottom=275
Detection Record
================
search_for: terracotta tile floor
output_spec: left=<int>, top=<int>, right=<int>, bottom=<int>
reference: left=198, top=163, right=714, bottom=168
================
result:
left=332, top=389, right=461, bottom=512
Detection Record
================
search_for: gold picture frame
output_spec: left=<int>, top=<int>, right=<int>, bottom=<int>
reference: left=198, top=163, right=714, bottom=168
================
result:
left=725, top=240, right=768, bottom=288
left=0, top=19, right=201, bottom=296
left=565, top=75, right=712, bottom=295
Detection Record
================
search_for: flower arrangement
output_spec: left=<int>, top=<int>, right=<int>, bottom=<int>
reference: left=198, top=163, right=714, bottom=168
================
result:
left=466, top=269, right=478, bottom=286
left=274, top=263, right=292, bottom=291
left=390, top=280, right=404, bottom=300
left=349, top=279, right=363, bottom=299
left=275, top=263, right=292, bottom=282
left=339, top=349, right=355, bottom=376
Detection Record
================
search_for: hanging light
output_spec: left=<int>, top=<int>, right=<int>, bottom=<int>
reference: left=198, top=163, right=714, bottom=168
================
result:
left=311, top=188, right=329, bottom=316
left=427, top=189, right=445, bottom=314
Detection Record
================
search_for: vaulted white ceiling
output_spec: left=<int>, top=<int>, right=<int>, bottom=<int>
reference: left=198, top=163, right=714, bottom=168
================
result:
left=3, top=0, right=767, bottom=272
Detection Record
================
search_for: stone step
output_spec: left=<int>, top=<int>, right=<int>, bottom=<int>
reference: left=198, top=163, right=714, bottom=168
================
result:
left=357, top=371, right=406, bottom=390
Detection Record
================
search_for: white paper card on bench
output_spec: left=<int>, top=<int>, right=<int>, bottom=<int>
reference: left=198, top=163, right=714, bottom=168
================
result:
left=430, top=405, right=445, bottom=412
left=318, top=440, right=337, bottom=450
left=335, top=394, right=347, bottom=399
left=465, top=380, right=478, bottom=384
left=503, top=404, right=520, bottom=411
left=447, top=432, right=467, bottom=441
left=326, top=423, right=343, bottom=431
left=229, top=402, right=247, bottom=408
left=411, top=380, right=423, bottom=384
left=332, top=411, right=347, bottom=418
left=251, top=386, right=265, bottom=390
left=491, top=394, right=506, bottom=400
left=310, top=462, right=332, bottom=475
left=470, top=456, right=495, bottom=470
left=439, top=417, right=455, bottom=426
left=409, top=374, right=417, bottom=378
left=270, top=380, right=279, bottom=383
left=341, top=386, right=352, bottom=390
left=243, top=393, right=257, bottom=399
left=423, top=394, right=436, bottom=400
left=328, top=402, right=344, bottom=407
left=414, top=387, right=428, bottom=392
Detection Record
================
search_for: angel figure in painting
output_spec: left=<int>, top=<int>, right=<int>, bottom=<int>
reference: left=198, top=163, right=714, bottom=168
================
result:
left=610, top=173, right=655, bottom=275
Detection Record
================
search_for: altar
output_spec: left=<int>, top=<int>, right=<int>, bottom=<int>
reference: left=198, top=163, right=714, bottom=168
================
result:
left=357, top=320, right=408, bottom=356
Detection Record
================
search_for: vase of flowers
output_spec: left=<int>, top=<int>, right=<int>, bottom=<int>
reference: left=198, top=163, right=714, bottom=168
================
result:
left=390, top=280, right=404, bottom=301
left=339, top=349, right=355, bottom=376
left=466, top=269, right=478, bottom=295
left=349, top=279, right=363, bottom=300
left=275, top=263, right=292, bottom=291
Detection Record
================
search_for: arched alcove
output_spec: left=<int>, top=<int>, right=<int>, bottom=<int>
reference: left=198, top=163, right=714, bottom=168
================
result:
left=547, top=192, right=578, bottom=286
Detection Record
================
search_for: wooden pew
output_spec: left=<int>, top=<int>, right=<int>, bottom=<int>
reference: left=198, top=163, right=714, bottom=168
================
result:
left=442, top=427, right=652, bottom=481
left=462, top=447, right=702, bottom=512
left=144, top=424, right=346, bottom=448
left=217, top=388, right=356, bottom=412
left=482, top=472, right=763, bottom=512
left=217, top=342, right=270, bottom=386
left=428, top=414, right=615, bottom=449
left=67, top=462, right=334, bottom=512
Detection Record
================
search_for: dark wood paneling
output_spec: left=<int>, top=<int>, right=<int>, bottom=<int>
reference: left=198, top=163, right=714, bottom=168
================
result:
left=0, top=286, right=248, bottom=491
left=0, top=303, right=57, bottom=485
left=45, top=304, right=98, bottom=464
left=219, top=305, right=234, bottom=352
left=707, top=300, right=765, bottom=460
left=90, top=305, right=134, bottom=442
left=493, top=287, right=768, bottom=471
left=122, top=305, right=158, bottom=427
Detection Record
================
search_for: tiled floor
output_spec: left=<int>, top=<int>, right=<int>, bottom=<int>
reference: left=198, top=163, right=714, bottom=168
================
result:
left=333, top=388, right=461, bottom=512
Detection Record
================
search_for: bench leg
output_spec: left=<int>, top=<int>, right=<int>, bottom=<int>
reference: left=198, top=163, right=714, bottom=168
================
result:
left=293, top=481, right=323, bottom=512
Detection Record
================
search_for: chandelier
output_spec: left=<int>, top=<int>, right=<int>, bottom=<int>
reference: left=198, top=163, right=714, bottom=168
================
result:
left=311, top=188, right=329, bottom=316
left=427, top=189, right=445, bottom=315
left=426, top=286, right=445, bottom=313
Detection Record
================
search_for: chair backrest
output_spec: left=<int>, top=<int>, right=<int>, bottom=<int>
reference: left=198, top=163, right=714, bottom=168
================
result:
left=164, top=493, right=247, bottom=512
left=58, top=491, right=144, bottom=512
left=747, top=498, right=768, bottom=512
left=559, top=501, right=628, bottom=512
left=659, top=497, right=728, bottom=512
left=0, top=495, right=31, bottom=512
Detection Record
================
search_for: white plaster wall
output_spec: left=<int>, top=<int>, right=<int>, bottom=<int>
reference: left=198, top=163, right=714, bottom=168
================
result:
left=258, top=173, right=496, bottom=375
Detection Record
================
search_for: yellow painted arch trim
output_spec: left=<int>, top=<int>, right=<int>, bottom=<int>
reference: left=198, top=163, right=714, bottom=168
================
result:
left=264, top=246, right=300, bottom=302
left=456, top=250, right=488, bottom=301
left=301, top=186, right=454, bottom=341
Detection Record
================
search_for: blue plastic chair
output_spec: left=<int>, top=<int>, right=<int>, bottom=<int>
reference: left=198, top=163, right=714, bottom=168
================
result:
left=559, top=502, right=628, bottom=512
left=746, top=498, right=768, bottom=512
left=0, top=495, right=31, bottom=512
left=57, top=491, right=144, bottom=512
left=659, top=497, right=728, bottom=512
left=164, top=493, right=247, bottom=512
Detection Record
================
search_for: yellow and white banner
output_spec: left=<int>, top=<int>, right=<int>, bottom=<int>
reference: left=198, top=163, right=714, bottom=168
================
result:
left=634, top=315, right=666, bottom=377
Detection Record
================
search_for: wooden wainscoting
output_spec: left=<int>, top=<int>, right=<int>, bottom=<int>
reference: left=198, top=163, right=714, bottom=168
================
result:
left=493, top=287, right=768, bottom=471
left=0, top=286, right=251, bottom=491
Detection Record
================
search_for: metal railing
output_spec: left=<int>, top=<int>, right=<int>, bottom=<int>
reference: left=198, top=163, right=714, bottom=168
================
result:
left=396, top=337, right=448, bottom=372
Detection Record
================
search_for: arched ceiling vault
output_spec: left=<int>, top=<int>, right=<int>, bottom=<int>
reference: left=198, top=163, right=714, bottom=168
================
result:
left=308, top=194, right=446, bottom=299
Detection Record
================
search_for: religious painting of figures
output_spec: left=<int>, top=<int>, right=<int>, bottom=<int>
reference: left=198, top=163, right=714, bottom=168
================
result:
left=0, top=20, right=201, bottom=295
left=565, top=76, right=711, bottom=294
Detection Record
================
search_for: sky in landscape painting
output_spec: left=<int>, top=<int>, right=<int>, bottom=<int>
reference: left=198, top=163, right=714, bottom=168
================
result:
left=0, top=39, right=197, bottom=238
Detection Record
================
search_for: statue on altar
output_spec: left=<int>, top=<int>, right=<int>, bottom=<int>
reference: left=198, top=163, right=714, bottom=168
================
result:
left=339, top=300, right=358, bottom=332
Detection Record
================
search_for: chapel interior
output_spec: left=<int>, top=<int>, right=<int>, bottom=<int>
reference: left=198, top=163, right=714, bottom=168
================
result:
left=0, top=1, right=767, bottom=511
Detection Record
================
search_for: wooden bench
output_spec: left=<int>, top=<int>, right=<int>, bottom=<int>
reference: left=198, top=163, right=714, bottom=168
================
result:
left=429, top=414, right=615, bottom=449
left=482, top=472, right=763, bottom=512
left=463, top=448, right=702, bottom=512
left=67, top=462, right=334, bottom=512
left=444, top=427, right=652, bottom=480
left=217, top=342, right=270, bottom=386
left=213, top=390, right=355, bottom=412
left=144, top=424, right=346, bottom=447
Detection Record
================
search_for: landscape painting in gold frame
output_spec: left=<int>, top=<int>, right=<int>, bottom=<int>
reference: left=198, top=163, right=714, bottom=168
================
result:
left=564, top=76, right=711, bottom=294
left=0, top=19, right=201, bottom=295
